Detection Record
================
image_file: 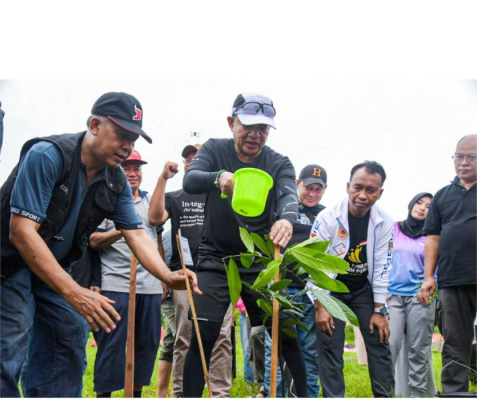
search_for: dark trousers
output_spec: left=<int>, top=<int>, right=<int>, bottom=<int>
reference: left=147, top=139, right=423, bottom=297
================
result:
left=93, top=291, right=162, bottom=393
left=440, top=285, right=477, bottom=393
left=317, top=285, right=394, bottom=398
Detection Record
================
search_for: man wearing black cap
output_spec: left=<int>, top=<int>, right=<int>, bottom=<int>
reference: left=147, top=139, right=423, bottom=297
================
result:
left=181, top=92, right=308, bottom=397
left=0, top=92, right=199, bottom=398
left=150, top=144, right=233, bottom=397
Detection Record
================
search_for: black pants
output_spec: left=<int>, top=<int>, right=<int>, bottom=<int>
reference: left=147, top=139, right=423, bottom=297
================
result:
left=182, top=261, right=307, bottom=397
left=440, top=285, right=477, bottom=393
left=317, top=285, right=394, bottom=398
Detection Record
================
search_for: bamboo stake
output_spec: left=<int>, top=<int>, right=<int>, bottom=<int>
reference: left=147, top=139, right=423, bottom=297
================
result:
left=124, top=254, right=138, bottom=398
left=176, top=235, right=213, bottom=398
left=270, top=244, right=281, bottom=398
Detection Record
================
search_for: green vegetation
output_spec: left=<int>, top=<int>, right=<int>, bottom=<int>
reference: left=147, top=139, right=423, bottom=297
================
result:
left=82, top=317, right=474, bottom=398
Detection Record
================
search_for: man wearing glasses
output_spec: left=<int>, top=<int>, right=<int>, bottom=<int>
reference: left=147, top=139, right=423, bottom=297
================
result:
left=181, top=92, right=308, bottom=397
left=418, top=134, right=477, bottom=393
left=149, top=144, right=233, bottom=397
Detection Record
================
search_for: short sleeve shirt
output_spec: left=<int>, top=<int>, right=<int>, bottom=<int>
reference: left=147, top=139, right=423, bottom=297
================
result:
left=422, top=176, right=476, bottom=287
left=165, top=189, right=205, bottom=272
left=98, top=192, right=162, bottom=294
left=10, top=141, right=143, bottom=262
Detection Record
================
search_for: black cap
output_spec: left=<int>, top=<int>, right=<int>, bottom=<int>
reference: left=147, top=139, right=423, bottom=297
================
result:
left=91, top=92, right=152, bottom=144
left=299, top=164, right=327, bottom=187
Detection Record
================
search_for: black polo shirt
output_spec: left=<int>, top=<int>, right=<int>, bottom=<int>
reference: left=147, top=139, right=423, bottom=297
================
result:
left=422, top=176, right=477, bottom=288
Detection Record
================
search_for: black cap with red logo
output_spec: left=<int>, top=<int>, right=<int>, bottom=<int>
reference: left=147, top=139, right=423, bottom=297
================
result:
left=299, top=164, right=327, bottom=187
left=91, top=92, right=152, bottom=144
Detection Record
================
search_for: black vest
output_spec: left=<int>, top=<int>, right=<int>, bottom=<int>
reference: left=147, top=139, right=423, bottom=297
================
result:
left=1, top=132, right=128, bottom=280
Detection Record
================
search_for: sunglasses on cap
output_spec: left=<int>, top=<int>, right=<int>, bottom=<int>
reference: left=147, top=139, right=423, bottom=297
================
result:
left=232, top=102, right=276, bottom=118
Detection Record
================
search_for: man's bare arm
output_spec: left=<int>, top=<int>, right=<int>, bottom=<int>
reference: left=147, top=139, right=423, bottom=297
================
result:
left=9, top=214, right=120, bottom=332
left=121, top=229, right=201, bottom=295
left=417, top=235, right=440, bottom=306
left=89, top=229, right=122, bottom=250
left=149, top=162, right=178, bottom=225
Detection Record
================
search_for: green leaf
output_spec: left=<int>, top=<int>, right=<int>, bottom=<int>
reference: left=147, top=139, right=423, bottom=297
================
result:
left=280, top=328, right=298, bottom=338
left=329, top=296, right=360, bottom=327
left=240, top=253, right=254, bottom=268
left=251, top=233, right=271, bottom=257
left=311, top=288, right=359, bottom=327
left=281, top=316, right=310, bottom=333
left=257, top=299, right=273, bottom=317
left=251, top=259, right=280, bottom=290
left=289, top=247, right=349, bottom=274
left=264, top=235, right=275, bottom=258
left=269, top=280, right=293, bottom=292
left=271, top=292, right=295, bottom=310
left=225, top=259, right=242, bottom=306
left=239, top=227, right=255, bottom=253
left=254, top=257, right=272, bottom=266
left=304, top=268, right=350, bottom=293
left=291, top=236, right=319, bottom=249
left=241, top=280, right=253, bottom=289
left=295, top=267, right=307, bottom=275
left=304, top=240, right=331, bottom=253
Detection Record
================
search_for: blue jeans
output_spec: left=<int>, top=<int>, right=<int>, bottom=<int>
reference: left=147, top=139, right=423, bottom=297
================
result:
left=239, top=312, right=255, bottom=384
left=1, top=266, right=88, bottom=397
left=264, top=287, right=320, bottom=397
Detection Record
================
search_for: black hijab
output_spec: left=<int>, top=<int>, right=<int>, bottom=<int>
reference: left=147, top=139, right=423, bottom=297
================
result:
left=398, top=192, right=433, bottom=238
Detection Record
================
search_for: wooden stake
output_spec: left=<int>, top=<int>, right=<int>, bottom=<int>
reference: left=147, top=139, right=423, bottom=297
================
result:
left=176, top=235, right=213, bottom=398
left=124, top=254, right=138, bottom=398
left=270, top=244, right=281, bottom=398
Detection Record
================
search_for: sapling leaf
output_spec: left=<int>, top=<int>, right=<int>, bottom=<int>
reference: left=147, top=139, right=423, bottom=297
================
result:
left=329, top=296, right=360, bottom=327
left=264, top=235, right=275, bottom=257
left=269, top=280, right=293, bottom=292
left=290, top=247, right=349, bottom=274
left=257, top=299, right=273, bottom=316
left=241, top=281, right=253, bottom=289
left=251, top=233, right=271, bottom=257
left=225, top=258, right=242, bottom=306
left=304, top=240, right=331, bottom=253
left=311, top=288, right=359, bottom=327
left=251, top=259, right=280, bottom=290
left=281, top=316, right=310, bottom=333
left=304, top=268, right=350, bottom=293
left=240, top=253, right=254, bottom=268
left=291, top=236, right=319, bottom=249
left=239, top=227, right=255, bottom=253
left=254, top=257, right=272, bottom=266
left=280, top=328, right=298, bottom=338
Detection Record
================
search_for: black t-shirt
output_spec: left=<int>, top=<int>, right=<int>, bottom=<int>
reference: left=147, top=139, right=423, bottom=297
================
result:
left=184, top=139, right=297, bottom=271
left=422, top=176, right=477, bottom=287
left=165, top=189, right=205, bottom=272
left=285, top=203, right=326, bottom=289
left=336, top=211, right=370, bottom=293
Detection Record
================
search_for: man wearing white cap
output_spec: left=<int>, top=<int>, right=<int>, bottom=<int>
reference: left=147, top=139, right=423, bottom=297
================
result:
left=181, top=92, right=308, bottom=397
left=89, top=150, right=164, bottom=398
left=150, top=144, right=233, bottom=397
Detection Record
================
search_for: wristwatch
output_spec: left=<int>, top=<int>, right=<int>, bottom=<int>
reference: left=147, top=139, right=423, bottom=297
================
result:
left=374, top=306, right=388, bottom=316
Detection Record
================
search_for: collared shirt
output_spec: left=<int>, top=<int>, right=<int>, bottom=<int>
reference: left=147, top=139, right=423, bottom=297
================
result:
left=10, top=141, right=143, bottom=261
left=423, top=176, right=476, bottom=287
left=97, top=191, right=162, bottom=294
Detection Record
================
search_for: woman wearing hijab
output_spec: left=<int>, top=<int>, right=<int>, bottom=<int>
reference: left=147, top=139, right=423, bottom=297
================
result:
left=387, top=193, right=436, bottom=398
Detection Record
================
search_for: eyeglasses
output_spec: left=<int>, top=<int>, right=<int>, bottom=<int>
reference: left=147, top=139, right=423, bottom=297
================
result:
left=183, top=158, right=194, bottom=164
left=452, top=154, right=477, bottom=164
left=232, top=102, right=276, bottom=118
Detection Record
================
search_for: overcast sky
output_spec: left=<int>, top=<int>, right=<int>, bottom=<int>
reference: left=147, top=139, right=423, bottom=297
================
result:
left=1, top=80, right=476, bottom=224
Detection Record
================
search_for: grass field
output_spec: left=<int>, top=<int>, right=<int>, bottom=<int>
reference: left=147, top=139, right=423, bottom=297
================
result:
left=81, top=319, right=475, bottom=398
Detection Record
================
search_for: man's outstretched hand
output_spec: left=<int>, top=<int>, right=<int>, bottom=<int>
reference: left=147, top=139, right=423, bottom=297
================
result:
left=165, top=269, right=202, bottom=295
